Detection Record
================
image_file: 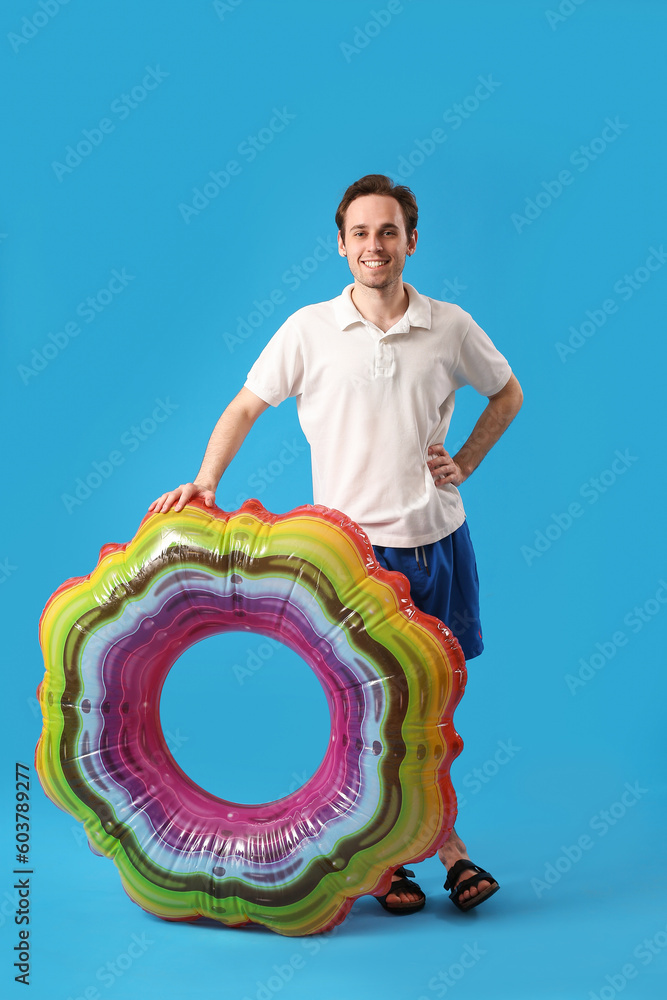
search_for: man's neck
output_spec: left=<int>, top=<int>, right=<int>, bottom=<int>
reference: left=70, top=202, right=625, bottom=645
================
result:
left=350, top=280, right=409, bottom=333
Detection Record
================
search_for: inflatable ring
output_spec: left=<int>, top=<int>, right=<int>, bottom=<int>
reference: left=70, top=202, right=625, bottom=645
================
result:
left=36, top=499, right=465, bottom=937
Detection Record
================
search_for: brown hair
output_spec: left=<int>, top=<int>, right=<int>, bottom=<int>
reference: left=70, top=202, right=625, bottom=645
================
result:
left=335, top=174, right=418, bottom=241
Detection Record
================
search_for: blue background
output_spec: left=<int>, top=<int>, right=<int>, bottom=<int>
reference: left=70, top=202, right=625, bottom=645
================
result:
left=1, top=1, right=666, bottom=998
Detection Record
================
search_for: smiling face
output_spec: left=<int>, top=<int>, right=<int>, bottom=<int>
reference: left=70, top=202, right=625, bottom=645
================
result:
left=337, top=194, right=417, bottom=290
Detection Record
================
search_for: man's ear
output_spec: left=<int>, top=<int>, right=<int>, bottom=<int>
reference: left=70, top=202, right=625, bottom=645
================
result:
left=337, top=230, right=347, bottom=257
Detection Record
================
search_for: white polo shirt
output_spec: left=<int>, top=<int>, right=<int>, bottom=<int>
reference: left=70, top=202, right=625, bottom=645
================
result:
left=244, top=282, right=512, bottom=547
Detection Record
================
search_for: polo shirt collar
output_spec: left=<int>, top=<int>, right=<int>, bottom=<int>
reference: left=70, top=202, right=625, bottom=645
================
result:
left=333, top=282, right=432, bottom=331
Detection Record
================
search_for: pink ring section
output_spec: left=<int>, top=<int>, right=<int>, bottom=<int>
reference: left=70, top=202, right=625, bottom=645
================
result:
left=80, top=581, right=383, bottom=871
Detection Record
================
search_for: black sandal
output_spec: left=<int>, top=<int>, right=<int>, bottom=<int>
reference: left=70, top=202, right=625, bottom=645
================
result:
left=444, top=859, right=499, bottom=912
left=376, top=866, right=426, bottom=915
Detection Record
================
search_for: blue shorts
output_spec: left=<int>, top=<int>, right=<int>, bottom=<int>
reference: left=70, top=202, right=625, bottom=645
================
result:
left=372, top=520, right=483, bottom=660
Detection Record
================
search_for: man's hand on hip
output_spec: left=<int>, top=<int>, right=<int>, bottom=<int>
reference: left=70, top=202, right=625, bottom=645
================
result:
left=427, top=445, right=467, bottom=488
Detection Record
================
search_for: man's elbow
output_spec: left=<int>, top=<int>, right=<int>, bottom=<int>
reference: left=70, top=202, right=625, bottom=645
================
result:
left=509, top=375, right=523, bottom=415
left=490, top=373, right=523, bottom=416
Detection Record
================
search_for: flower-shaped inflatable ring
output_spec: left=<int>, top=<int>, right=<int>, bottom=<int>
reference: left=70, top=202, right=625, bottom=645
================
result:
left=36, top=499, right=466, bottom=936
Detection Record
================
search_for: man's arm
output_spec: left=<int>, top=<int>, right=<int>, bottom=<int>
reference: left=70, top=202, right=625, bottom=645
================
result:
left=427, top=373, right=523, bottom=487
left=149, top=387, right=270, bottom=513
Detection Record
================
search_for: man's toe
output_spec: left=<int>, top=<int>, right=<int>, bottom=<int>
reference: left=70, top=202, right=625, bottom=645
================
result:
left=386, top=889, right=420, bottom=905
left=457, top=873, right=491, bottom=902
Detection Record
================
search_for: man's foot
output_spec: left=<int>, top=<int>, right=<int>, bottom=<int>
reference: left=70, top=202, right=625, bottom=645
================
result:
left=438, top=828, right=499, bottom=911
left=375, top=866, right=426, bottom=915
left=443, top=859, right=499, bottom=912
left=446, top=861, right=492, bottom=905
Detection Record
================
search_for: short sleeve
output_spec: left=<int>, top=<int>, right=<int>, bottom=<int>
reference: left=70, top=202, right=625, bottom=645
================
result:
left=452, top=313, right=512, bottom=396
left=244, top=319, right=305, bottom=407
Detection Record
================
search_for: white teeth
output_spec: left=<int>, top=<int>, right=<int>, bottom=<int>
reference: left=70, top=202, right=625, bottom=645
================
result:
left=362, top=260, right=387, bottom=268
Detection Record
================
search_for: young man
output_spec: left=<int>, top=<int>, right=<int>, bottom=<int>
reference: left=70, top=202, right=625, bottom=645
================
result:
left=150, top=174, right=523, bottom=915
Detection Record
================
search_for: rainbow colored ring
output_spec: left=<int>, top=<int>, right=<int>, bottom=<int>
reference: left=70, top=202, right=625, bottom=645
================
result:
left=36, top=499, right=466, bottom=937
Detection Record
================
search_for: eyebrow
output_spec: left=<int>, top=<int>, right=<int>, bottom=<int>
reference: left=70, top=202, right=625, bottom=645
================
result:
left=348, top=222, right=400, bottom=230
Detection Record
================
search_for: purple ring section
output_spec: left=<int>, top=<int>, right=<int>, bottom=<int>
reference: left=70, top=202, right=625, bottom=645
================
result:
left=94, top=586, right=377, bottom=858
